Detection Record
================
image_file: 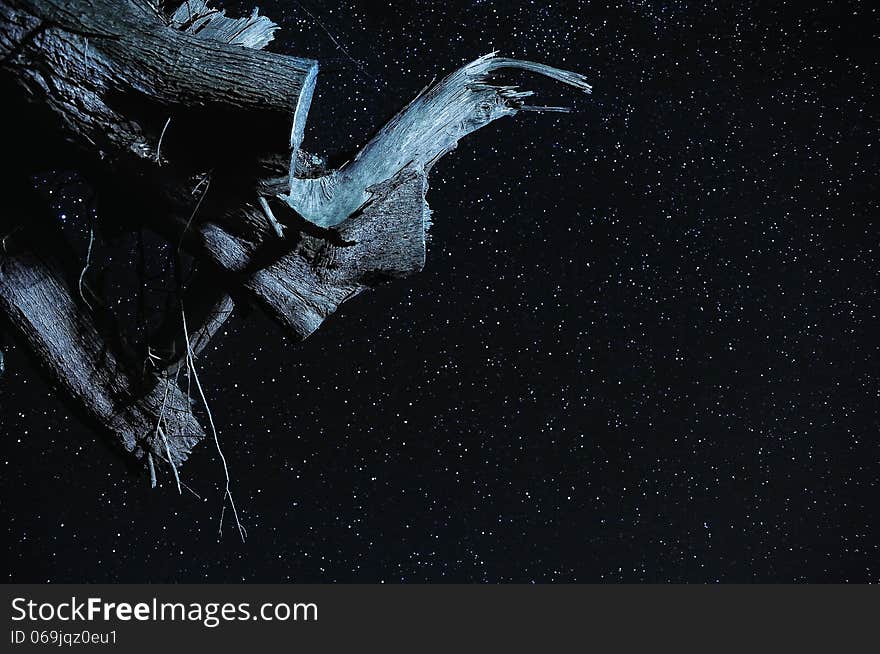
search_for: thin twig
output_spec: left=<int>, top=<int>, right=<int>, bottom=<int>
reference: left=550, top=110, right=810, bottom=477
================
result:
left=155, top=375, right=182, bottom=494
left=182, top=303, right=246, bottom=542
left=177, top=174, right=211, bottom=251
left=78, top=226, right=95, bottom=310
left=158, top=425, right=181, bottom=494
left=147, top=452, right=157, bottom=488
left=181, top=480, right=203, bottom=500
left=1, top=227, right=22, bottom=255
left=258, top=196, right=284, bottom=237
left=139, top=0, right=169, bottom=25
left=156, top=116, right=171, bottom=165
left=149, top=449, right=203, bottom=500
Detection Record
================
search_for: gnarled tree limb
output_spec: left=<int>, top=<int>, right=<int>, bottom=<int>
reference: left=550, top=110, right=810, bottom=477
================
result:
left=0, top=225, right=202, bottom=470
left=0, top=0, right=590, bottom=480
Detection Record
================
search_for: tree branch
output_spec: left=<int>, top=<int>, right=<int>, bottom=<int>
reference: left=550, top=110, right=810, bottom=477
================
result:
left=0, top=226, right=203, bottom=470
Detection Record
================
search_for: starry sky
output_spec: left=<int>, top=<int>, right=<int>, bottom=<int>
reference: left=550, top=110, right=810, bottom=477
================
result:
left=1, top=0, right=877, bottom=582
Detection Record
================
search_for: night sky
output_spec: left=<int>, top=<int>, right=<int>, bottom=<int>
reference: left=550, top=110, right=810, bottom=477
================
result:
left=1, top=0, right=877, bottom=582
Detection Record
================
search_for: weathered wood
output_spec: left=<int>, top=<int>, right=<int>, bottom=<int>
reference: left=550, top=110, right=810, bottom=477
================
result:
left=0, top=0, right=318, bottom=165
left=0, top=0, right=591, bottom=479
left=189, top=167, right=429, bottom=339
left=284, top=53, right=591, bottom=227
left=168, top=0, right=279, bottom=50
left=0, top=0, right=309, bottom=473
left=153, top=282, right=235, bottom=376
left=1, top=2, right=588, bottom=347
left=0, top=226, right=203, bottom=470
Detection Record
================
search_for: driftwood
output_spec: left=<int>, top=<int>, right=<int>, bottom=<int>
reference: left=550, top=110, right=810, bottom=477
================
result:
left=0, top=224, right=202, bottom=469
left=0, top=1, right=591, bottom=491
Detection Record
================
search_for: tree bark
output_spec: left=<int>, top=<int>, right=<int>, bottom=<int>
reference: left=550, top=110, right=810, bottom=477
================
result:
left=0, top=225, right=202, bottom=469
left=0, top=0, right=317, bottom=163
left=0, top=0, right=590, bottom=479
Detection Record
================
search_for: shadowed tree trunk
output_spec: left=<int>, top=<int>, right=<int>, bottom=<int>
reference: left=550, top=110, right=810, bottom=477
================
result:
left=0, top=0, right=590, bottom=486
